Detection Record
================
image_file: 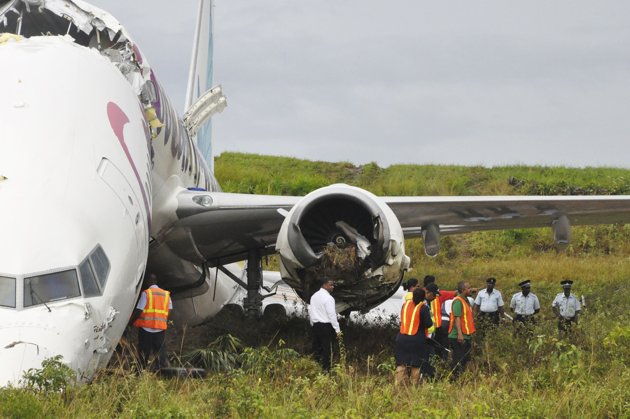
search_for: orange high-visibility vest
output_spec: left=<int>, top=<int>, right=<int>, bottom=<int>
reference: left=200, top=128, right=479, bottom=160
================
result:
left=400, top=300, right=429, bottom=336
left=430, top=297, right=442, bottom=328
left=448, top=295, right=476, bottom=335
left=133, top=287, right=171, bottom=330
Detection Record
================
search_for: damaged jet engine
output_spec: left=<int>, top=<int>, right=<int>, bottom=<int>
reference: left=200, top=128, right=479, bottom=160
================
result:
left=276, top=184, right=410, bottom=313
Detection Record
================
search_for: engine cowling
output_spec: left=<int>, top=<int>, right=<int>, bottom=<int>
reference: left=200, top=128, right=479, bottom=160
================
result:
left=276, top=184, right=410, bottom=313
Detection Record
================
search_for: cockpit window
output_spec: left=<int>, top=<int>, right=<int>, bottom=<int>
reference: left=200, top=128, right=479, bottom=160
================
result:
left=90, top=246, right=111, bottom=290
left=79, top=260, right=100, bottom=298
left=0, top=276, right=15, bottom=308
left=23, top=270, right=81, bottom=308
left=78, top=245, right=111, bottom=297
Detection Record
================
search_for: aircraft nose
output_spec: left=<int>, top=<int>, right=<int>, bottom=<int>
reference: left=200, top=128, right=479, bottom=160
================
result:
left=0, top=328, right=53, bottom=387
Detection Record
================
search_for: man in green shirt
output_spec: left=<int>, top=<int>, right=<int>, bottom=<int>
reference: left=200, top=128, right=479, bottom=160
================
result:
left=448, top=281, right=476, bottom=378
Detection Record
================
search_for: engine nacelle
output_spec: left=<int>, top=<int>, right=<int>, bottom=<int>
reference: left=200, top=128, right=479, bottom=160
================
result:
left=276, top=184, right=410, bottom=312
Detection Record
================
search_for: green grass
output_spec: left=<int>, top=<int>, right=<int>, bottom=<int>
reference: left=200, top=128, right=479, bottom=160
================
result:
left=3, top=253, right=629, bottom=418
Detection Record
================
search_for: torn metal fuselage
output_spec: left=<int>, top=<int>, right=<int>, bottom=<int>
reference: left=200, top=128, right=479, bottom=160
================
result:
left=0, top=0, right=158, bottom=112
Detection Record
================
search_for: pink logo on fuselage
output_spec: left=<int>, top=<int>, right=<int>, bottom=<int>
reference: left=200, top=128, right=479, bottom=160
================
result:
left=107, top=102, right=152, bottom=228
left=107, top=101, right=130, bottom=144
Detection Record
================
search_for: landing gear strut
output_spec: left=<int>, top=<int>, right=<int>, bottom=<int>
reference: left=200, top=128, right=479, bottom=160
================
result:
left=243, top=250, right=263, bottom=318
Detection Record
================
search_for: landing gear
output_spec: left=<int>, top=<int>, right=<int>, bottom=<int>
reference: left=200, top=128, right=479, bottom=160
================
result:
left=243, top=250, right=263, bottom=318
left=216, top=250, right=282, bottom=319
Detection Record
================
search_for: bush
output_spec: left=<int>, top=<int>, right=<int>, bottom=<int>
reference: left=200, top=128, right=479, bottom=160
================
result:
left=21, top=355, right=75, bottom=394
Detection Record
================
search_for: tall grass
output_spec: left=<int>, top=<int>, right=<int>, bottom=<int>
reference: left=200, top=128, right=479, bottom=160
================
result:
left=2, top=253, right=628, bottom=418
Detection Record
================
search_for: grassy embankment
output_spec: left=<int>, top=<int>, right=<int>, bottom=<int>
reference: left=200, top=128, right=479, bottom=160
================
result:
left=1, top=153, right=630, bottom=418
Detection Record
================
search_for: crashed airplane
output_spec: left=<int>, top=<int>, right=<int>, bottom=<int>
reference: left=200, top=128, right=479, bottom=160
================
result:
left=2, top=0, right=630, bottom=386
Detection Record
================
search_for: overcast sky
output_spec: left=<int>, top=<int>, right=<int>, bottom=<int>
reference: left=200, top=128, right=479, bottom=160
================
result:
left=90, top=1, right=630, bottom=168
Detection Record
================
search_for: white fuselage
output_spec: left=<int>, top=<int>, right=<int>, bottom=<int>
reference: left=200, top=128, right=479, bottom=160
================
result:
left=0, top=30, right=232, bottom=385
left=0, top=36, right=151, bottom=383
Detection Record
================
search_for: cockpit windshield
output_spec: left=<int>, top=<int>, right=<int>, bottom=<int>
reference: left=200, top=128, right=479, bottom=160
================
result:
left=23, top=270, right=81, bottom=308
left=0, top=246, right=110, bottom=309
left=0, top=276, right=15, bottom=308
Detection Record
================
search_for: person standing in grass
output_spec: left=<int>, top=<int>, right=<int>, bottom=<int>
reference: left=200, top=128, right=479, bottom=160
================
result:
left=474, top=277, right=505, bottom=336
left=309, top=278, right=341, bottom=372
left=129, top=273, right=172, bottom=370
left=448, top=281, right=476, bottom=378
left=510, top=280, right=540, bottom=327
left=395, top=287, right=433, bottom=385
left=552, top=279, right=581, bottom=334
left=422, top=283, right=441, bottom=379
left=424, top=275, right=458, bottom=361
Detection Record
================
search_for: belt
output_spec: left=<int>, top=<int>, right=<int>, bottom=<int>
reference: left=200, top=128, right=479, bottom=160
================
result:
left=441, top=315, right=450, bottom=321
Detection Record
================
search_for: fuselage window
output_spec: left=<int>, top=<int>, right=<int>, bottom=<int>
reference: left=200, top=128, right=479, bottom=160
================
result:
left=23, top=270, right=81, bottom=307
left=90, top=245, right=111, bottom=290
left=79, top=260, right=100, bottom=298
left=0, top=276, right=16, bottom=308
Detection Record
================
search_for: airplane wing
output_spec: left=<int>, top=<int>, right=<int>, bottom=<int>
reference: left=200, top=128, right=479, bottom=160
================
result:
left=158, top=189, right=630, bottom=267
left=384, top=195, right=630, bottom=237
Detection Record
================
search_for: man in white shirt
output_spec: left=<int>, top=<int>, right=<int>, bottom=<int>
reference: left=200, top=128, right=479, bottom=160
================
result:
left=308, top=279, right=341, bottom=371
left=510, top=280, right=540, bottom=325
left=552, top=279, right=581, bottom=333
left=474, top=277, right=505, bottom=331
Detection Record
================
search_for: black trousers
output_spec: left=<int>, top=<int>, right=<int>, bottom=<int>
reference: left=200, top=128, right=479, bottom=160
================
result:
left=478, top=311, right=500, bottom=326
left=420, top=342, right=436, bottom=379
left=138, top=328, right=167, bottom=370
left=433, top=322, right=450, bottom=361
left=449, top=338, right=472, bottom=379
left=513, top=314, right=536, bottom=337
left=514, top=314, right=534, bottom=324
left=312, top=322, right=336, bottom=371
left=558, top=316, right=577, bottom=332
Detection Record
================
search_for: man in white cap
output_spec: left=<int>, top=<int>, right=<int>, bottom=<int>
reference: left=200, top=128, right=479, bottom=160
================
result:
left=552, top=279, right=581, bottom=334
left=510, top=280, right=540, bottom=326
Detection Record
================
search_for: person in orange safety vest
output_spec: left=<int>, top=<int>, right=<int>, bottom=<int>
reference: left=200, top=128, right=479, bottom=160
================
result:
left=423, top=275, right=458, bottom=361
left=448, top=281, right=476, bottom=378
left=395, top=288, right=433, bottom=385
left=129, top=273, right=172, bottom=370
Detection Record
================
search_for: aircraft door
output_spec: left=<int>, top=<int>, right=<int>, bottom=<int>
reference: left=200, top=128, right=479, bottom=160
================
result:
left=97, top=158, right=147, bottom=257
